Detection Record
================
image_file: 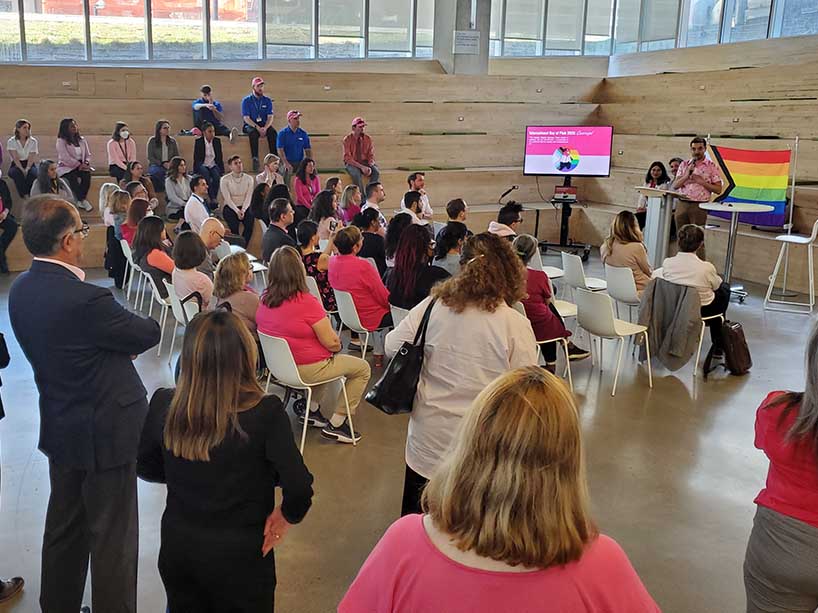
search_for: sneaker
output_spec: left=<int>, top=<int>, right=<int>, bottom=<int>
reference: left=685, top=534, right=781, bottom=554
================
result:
left=348, top=339, right=374, bottom=353
left=252, top=157, right=260, bottom=173
left=567, top=342, right=591, bottom=361
left=78, top=199, right=93, bottom=212
left=712, top=348, right=725, bottom=360
left=229, top=127, right=238, bottom=143
left=292, top=398, right=328, bottom=428
left=321, top=419, right=362, bottom=444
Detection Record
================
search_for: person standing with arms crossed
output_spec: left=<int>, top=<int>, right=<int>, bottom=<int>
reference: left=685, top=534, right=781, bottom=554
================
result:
left=242, top=77, right=276, bottom=174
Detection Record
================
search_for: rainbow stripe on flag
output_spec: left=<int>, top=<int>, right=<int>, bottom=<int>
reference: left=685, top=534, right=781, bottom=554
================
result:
left=709, top=145, right=791, bottom=227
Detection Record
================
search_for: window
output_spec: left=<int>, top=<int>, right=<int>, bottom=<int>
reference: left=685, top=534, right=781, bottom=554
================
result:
left=25, top=0, right=87, bottom=61
left=722, top=0, right=771, bottom=42
left=265, top=0, right=314, bottom=58
left=0, top=0, right=21, bottom=61
left=641, top=0, right=680, bottom=49
left=545, top=0, right=584, bottom=54
left=776, top=0, right=818, bottom=37
left=210, top=0, right=259, bottom=59
left=614, top=0, right=640, bottom=53
left=369, top=0, right=412, bottom=57
left=415, top=0, right=434, bottom=56
left=503, top=0, right=543, bottom=56
left=685, top=0, right=723, bottom=46
left=318, top=0, right=364, bottom=58
left=89, top=0, right=147, bottom=60
left=585, top=0, right=614, bottom=55
left=489, top=0, right=503, bottom=55
left=151, top=0, right=205, bottom=60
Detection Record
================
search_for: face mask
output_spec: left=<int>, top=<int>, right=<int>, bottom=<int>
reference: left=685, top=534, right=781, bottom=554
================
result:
left=120, top=130, right=130, bottom=139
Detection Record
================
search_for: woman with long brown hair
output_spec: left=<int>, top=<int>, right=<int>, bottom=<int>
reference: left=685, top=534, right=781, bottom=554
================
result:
left=341, top=367, right=659, bottom=612
left=600, top=210, right=653, bottom=295
left=385, top=232, right=539, bottom=515
left=137, top=310, right=314, bottom=612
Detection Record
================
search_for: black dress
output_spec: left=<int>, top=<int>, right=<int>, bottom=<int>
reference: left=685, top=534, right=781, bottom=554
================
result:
left=137, top=389, right=314, bottom=612
left=358, top=231, right=387, bottom=277
left=383, top=264, right=450, bottom=310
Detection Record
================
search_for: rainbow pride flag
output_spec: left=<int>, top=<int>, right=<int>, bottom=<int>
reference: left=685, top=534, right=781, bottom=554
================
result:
left=709, top=145, right=791, bottom=227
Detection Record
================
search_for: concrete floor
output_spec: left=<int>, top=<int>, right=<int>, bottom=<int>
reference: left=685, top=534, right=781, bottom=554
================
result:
left=0, top=255, right=809, bottom=613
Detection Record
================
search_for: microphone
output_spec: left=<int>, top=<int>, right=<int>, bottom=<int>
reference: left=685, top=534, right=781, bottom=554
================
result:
left=498, top=185, right=519, bottom=203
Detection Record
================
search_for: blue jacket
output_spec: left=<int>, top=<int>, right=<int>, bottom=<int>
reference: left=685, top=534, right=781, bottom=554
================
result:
left=9, top=260, right=161, bottom=470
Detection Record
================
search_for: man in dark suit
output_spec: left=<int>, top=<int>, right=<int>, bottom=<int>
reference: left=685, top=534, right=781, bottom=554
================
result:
left=193, top=121, right=225, bottom=207
left=9, top=196, right=161, bottom=613
left=261, top=197, right=296, bottom=263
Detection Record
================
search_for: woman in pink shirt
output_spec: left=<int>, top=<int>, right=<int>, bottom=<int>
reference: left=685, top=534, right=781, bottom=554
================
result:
left=744, top=325, right=818, bottom=613
left=327, top=226, right=392, bottom=367
left=171, top=231, right=213, bottom=309
left=256, top=246, right=370, bottom=445
left=293, top=157, right=320, bottom=208
left=56, top=117, right=93, bottom=211
left=107, top=121, right=137, bottom=183
left=339, top=184, right=362, bottom=224
left=340, top=366, right=660, bottom=613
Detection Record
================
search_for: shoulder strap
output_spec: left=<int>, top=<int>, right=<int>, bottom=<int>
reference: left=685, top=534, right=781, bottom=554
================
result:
left=412, top=298, right=437, bottom=348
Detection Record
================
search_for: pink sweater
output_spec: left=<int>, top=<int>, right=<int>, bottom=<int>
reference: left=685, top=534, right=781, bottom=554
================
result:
left=328, top=253, right=389, bottom=330
left=56, top=137, right=92, bottom=176
left=107, top=138, right=138, bottom=170
left=294, top=174, right=321, bottom=208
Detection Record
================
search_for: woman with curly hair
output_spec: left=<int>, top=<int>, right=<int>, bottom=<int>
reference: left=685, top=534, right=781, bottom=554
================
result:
left=385, top=232, right=540, bottom=515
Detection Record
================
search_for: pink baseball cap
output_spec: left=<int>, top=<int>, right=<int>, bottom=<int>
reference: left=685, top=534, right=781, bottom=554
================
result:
left=351, top=116, right=367, bottom=128
left=287, top=110, right=302, bottom=121
left=251, top=76, right=264, bottom=87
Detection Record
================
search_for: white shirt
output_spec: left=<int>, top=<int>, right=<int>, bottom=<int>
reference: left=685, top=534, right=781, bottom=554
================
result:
left=400, top=192, right=433, bottom=219
left=203, top=139, right=216, bottom=168
left=7, top=136, right=38, bottom=161
left=652, top=251, right=722, bottom=306
left=385, top=297, right=539, bottom=478
left=395, top=207, right=429, bottom=226
left=361, top=200, right=387, bottom=234
left=184, top=194, right=210, bottom=234
left=219, top=172, right=254, bottom=214
left=33, top=257, right=85, bottom=281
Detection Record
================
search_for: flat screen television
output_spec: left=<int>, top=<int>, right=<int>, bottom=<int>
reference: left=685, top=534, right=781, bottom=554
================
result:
left=523, top=125, right=613, bottom=178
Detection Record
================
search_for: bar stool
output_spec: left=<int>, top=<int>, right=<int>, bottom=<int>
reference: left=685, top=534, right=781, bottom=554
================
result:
left=764, top=219, right=818, bottom=314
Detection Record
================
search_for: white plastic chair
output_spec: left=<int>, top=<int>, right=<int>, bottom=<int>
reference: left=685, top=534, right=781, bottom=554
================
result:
left=334, top=289, right=390, bottom=359
left=605, top=265, right=641, bottom=321
left=390, top=305, right=409, bottom=328
left=306, top=275, right=339, bottom=324
left=764, top=218, right=818, bottom=314
left=142, top=273, right=171, bottom=357
left=432, top=221, right=445, bottom=237
left=120, top=239, right=144, bottom=304
left=258, top=332, right=356, bottom=455
left=575, top=289, right=652, bottom=396
left=511, top=302, right=573, bottom=391
left=562, top=252, right=607, bottom=299
left=162, top=279, right=202, bottom=365
left=258, top=219, right=269, bottom=235
left=364, top=257, right=378, bottom=271
left=527, top=248, right=545, bottom=272
left=694, top=314, right=725, bottom=377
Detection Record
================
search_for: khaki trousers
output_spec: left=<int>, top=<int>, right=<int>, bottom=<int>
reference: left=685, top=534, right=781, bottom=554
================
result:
left=297, top=354, right=371, bottom=417
left=674, top=199, right=709, bottom=259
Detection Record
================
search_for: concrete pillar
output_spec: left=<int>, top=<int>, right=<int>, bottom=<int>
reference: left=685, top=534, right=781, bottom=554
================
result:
left=433, top=0, right=491, bottom=75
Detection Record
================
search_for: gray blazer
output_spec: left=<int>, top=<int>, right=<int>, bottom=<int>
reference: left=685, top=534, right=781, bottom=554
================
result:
left=637, top=277, right=702, bottom=371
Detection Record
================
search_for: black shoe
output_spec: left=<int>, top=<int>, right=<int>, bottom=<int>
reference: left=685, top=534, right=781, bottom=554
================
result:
left=0, top=577, right=24, bottom=603
left=348, top=339, right=374, bottom=353
left=567, top=342, right=590, bottom=361
left=321, top=419, right=362, bottom=444
left=712, top=348, right=725, bottom=360
left=252, top=157, right=260, bottom=173
left=80, top=607, right=91, bottom=613
left=292, top=398, right=328, bottom=428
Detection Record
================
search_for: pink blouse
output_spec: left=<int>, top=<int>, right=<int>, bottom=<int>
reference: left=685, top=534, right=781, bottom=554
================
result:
left=294, top=174, right=321, bottom=208
left=328, top=253, right=389, bottom=331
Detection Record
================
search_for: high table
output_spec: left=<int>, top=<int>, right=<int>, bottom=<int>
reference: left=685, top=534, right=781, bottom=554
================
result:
left=698, top=202, right=774, bottom=302
left=635, top=187, right=686, bottom=268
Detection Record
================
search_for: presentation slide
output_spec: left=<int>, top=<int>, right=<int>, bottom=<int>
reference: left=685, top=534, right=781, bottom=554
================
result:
left=524, top=126, right=613, bottom=177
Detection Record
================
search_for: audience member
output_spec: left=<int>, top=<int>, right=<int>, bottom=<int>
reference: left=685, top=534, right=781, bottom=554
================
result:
left=7, top=119, right=38, bottom=197
left=400, top=172, right=433, bottom=219
left=9, top=195, right=160, bottom=613
left=276, top=110, right=312, bottom=185
left=32, top=159, right=75, bottom=204
left=56, top=118, right=93, bottom=211
left=442, top=197, right=470, bottom=237
left=340, top=184, right=362, bottom=224
left=343, top=117, right=379, bottom=195
left=488, top=201, right=523, bottom=239
left=121, top=198, right=151, bottom=247
left=744, top=324, right=818, bottom=613
left=107, top=121, right=137, bottom=183
left=294, top=157, right=320, bottom=208
left=137, top=310, right=312, bottom=610
left=397, top=190, right=430, bottom=230
left=256, top=153, right=284, bottom=187
left=250, top=182, right=271, bottom=225
left=262, top=197, right=297, bottom=263
left=308, top=189, right=340, bottom=240
left=109, top=189, right=131, bottom=241
left=636, top=161, right=671, bottom=229
left=328, top=226, right=392, bottom=367
left=193, top=121, right=224, bottom=206
left=653, top=224, right=729, bottom=357
left=352, top=208, right=386, bottom=276
left=100, top=183, right=125, bottom=287
left=213, top=252, right=259, bottom=336
left=146, top=120, right=180, bottom=192
left=385, top=232, right=538, bottom=515
left=121, top=161, right=159, bottom=209
left=513, top=234, right=589, bottom=370
left=198, top=218, right=228, bottom=279
left=242, top=77, right=276, bottom=172
left=326, top=177, right=342, bottom=200
left=600, top=211, right=653, bottom=296
left=257, top=246, right=371, bottom=442
left=172, top=230, right=213, bottom=308
left=384, top=225, right=449, bottom=310
left=361, top=181, right=387, bottom=235
left=385, top=212, right=412, bottom=268
left=164, top=157, right=191, bottom=220
left=184, top=175, right=211, bottom=234
left=220, top=155, right=256, bottom=245
left=297, top=219, right=337, bottom=313
left=192, top=85, right=235, bottom=139
left=433, top=221, right=468, bottom=277
left=340, top=367, right=660, bottom=613
left=133, top=215, right=173, bottom=297
left=0, top=183, right=17, bottom=274
left=99, top=181, right=119, bottom=225
left=668, top=157, right=683, bottom=178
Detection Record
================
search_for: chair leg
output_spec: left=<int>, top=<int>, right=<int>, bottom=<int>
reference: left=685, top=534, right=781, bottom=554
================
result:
left=810, top=245, right=815, bottom=312
left=764, top=242, right=787, bottom=307
left=611, top=337, right=624, bottom=396
left=299, top=387, right=312, bottom=455
left=694, top=321, right=706, bottom=378
left=561, top=338, right=573, bottom=392
left=643, top=331, right=653, bottom=388
left=265, top=369, right=271, bottom=394
left=340, top=380, right=357, bottom=447
left=599, top=338, right=604, bottom=372
left=125, top=264, right=133, bottom=302
left=156, top=306, right=167, bottom=357
left=361, top=331, right=369, bottom=360
left=167, top=321, right=177, bottom=365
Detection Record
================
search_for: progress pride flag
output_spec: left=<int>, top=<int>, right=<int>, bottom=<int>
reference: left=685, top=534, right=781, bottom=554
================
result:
left=524, top=126, right=613, bottom=177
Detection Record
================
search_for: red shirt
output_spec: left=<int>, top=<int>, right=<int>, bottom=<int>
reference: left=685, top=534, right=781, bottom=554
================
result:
left=340, top=514, right=661, bottom=613
left=256, top=291, right=331, bottom=365
left=754, top=391, right=818, bottom=528
left=328, top=253, right=389, bottom=331
left=521, top=268, right=570, bottom=343
left=342, top=132, right=375, bottom=166
left=121, top=222, right=137, bottom=246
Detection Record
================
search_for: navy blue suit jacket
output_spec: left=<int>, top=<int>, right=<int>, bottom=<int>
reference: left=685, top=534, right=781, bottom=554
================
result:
left=9, top=260, right=161, bottom=470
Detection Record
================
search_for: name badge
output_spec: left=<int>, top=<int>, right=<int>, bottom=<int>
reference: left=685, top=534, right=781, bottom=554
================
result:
left=257, top=116, right=262, bottom=122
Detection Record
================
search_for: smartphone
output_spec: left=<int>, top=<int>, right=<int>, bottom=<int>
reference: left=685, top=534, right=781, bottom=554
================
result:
left=329, top=220, right=338, bottom=232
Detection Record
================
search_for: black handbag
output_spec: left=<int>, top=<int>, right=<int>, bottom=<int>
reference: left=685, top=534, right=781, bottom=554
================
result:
left=365, top=299, right=436, bottom=415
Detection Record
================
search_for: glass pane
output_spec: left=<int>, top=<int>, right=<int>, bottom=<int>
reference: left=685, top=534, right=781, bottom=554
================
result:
left=415, top=0, right=434, bottom=51
left=210, top=0, right=259, bottom=59
left=779, top=0, right=818, bottom=37
left=266, top=43, right=314, bottom=58
left=415, top=45, right=432, bottom=57
left=641, top=38, right=675, bottom=49
left=503, top=39, right=541, bottom=55
left=614, top=0, right=639, bottom=53
left=685, top=0, right=722, bottom=46
left=490, top=0, right=503, bottom=39
left=545, top=0, right=583, bottom=51
left=0, top=0, right=21, bottom=62
left=489, top=38, right=502, bottom=55
left=266, top=0, right=312, bottom=44
left=722, top=0, right=771, bottom=42
left=152, top=0, right=204, bottom=59
left=370, top=0, right=411, bottom=53
left=89, top=0, right=147, bottom=60
left=642, top=0, right=680, bottom=42
left=318, top=0, right=364, bottom=58
left=25, top=0, right=86, bottom=61
left=505, top=0, right=543, bottom=40
left=585, top=0, right=613, bottom=55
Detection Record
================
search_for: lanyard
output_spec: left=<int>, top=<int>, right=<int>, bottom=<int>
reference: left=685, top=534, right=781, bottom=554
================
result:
left=251, top=95, right=265, bottom=121
left=118, top=139, right=131, bottom=161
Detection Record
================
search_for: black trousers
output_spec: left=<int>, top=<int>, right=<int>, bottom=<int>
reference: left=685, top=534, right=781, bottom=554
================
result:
left=0, top=213, right=18, bottom=272
left=244, top=125, right=277, bottom=160
left=104, top=225, right=128, bottom=288
left=540, top=302, right=567, bottom=363
left=8, top=160, right=37, bottom=197
left=159, top=513, right=276, bottom=612
left=108, top=164, right=127, bottom=182
left=62, top=169, right=92, bottom=201
left=701, top=282, right=731, bottom=349
left=222, top=206, right=255, bottom=246
left=401, top=464, right=429, bottom=517
left=41, top=460, right=138, bottom=613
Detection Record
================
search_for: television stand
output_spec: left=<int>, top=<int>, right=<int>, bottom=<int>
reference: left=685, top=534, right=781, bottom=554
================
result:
left=539, top=177, right=591, bottom=262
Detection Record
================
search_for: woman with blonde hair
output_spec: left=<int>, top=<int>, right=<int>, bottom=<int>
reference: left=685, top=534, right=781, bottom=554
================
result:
left=341, top=366, right=659, bottom=612
left=385, top=232, right=539, bottom=515
left=137, top=310, right=314, bottom=611
left=213, top=252, right=259, bottom=337
left=256, top=153, right=284, bottom=187
left=109, top=189, right=132, bottom=242
left=600, top=210, right=653, bottom=295
left=339, top=184, right=361, bottom=224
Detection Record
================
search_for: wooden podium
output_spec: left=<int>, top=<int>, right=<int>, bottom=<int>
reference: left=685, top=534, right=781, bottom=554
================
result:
left=635, top=187, right=685, bottom=268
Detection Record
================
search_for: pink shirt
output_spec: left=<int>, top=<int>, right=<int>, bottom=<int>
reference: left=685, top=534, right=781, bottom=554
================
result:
left=340, top=514, right=661, bottom=613
left=674, top=158, right=722, bottom=202
left=256, top=291, right=331, bottom=365
left=172, top=267, right=213, bottom=309
left=106, top=137, right=137, bottom=170
left=294, top=174, right=321, bottom=208
left=340, top=203, right=361, bottom=224
left=328, top=253, right=390, bottom=331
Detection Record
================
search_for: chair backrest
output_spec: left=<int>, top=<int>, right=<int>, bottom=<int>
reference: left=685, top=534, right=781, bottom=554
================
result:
left=258, top=218, right=269, bottom=235
left=432, top=221, right=445, bottom=237
left=144, top=271, right=168, bottom=305
left=258, top=332, right=307, bottom=389
left=305, top=275, right=322, bottom=304
left=334, top=289, right=366, bottom=332
left=807, top=218, right=818, bottom=243
left=163, top=279, right=200, bottom=324
left=561, top=251, right=588, bottom=289
left=511, top=301, right=527, bottom=316
left=527, top=248, right=544, bottom=272
left=605, top=264, right=640, bottom=304
left=390, top=304, right=409, bottom=328
left=365, top=257, right=378, bottom=271
left=575, top=288, right=618, bottom=337
left=120, top=239, right=135, bottom=266
left=213, top=241, right=231, bottom=261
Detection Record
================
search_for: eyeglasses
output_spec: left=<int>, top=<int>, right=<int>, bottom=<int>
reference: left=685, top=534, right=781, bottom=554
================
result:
left=73, top=223, right=90, bottom=239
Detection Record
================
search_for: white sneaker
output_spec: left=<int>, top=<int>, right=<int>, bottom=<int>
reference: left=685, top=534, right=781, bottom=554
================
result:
left=229, top=127, right=238, bottom=143
left=79, top=200, right=93, bottom=212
